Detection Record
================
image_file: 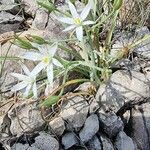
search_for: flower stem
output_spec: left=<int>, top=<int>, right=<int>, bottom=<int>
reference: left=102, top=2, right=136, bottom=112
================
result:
left=59, top=69, right=68, bottom=96
left=81, top=40, right=89, bottom=61
left=85, top=30, right=101, bottom=83
left=105, top=10, right=119, bottom=49
left=92, top=11, right=114, bottom=29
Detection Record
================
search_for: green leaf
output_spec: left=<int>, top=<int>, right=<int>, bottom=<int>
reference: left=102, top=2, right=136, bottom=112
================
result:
left=39, top=95, right=61, bottom=107
left=55, top=56, right=70, bottom=68
left=37, top=0, right=56, bottom=13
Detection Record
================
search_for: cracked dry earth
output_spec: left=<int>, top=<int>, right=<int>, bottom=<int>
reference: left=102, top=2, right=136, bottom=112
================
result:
left=0, top=0, right=150, bottom=150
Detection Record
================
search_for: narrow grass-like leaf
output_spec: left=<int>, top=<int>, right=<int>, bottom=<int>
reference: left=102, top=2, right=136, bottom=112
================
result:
left=0, top=56, right=20, bottom=61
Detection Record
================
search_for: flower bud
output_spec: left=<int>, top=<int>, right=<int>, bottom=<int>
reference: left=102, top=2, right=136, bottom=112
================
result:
left=14, top=37, right=34, bottom=49
left=27, top=35, right=47, bottom=45
left=39, top=95, right=60, bottom=107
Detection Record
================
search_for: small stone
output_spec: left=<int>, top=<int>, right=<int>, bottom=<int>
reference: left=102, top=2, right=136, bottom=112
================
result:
left=0, top=11, right=23, bottom=23
left=98, top=112, right=124, bottom=138
left=75, top=82, right=94, bottom=92
left=95, top=84, right=108, bottom=112
left=89, top=98, right=99, bottom=114
left=28, top=145, right=39, bottom=150
left=62, top=132, right=79, bottom=149
left=60, top=96, right=89, bottom=131
left=0, top=100, right=13, bottom=137
left=11, top=143, right=30, bottom=150
left=79, top=114, right=99, bottom=143
left=0, top=0, right=20, bottom=14
left=87, top=136, right=102, bottom=150
left=109, top=70, right=149, bottom=110
left=100, top=134, right=114, bottom=150
left=131, top=103, right=150, bottom=150
left=32, top=9, right=49, bottom=30
left=112, top=59, right=133, bottom=71
left=134, top=27, right=150, bottom=59
left=136, top=26, right=149, bottom=36
left=31, top=132, right=59, bottom=150
left=49, top=117, right=65, bottom=136
left=96, top=70, right=150, bottom=112
left=0, top=12, right=23, bottom=34
left=46, top=13, right=67, bottom=40
left=1, top=0, right=14, bottom=4
left=8, top=102, right=45, bottom=136
left=114, top=131, right=135, bottom=150
left=22, top=0, right=38, bottom=16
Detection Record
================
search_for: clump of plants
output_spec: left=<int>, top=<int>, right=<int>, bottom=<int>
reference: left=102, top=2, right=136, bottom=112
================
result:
left=4, top=0, right=150, bottom=107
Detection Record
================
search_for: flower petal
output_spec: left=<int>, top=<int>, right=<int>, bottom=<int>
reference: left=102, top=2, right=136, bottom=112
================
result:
left=11, top=81, right=27, bottom=92
left=21, top=52, right=43, bottom=61
left=24, top=84, right=32, bottom=97
left=63, top=25, right=76, bottom=32
left=52, top=58, right=63, bottom=67
left=46, top=64, right=53, bottom=85
left=30, top=62, right=46, bottom=77
left=80, top=0, right=92, bottom=20
left=38, top=45, right=48, bottom=55
left=76, top=26, right=83, bottom=41
left=32, top=82, right=37, bottom=98
left=11, top=73, right=28, bottom=81
left=57, top=17, right=74, bottom=24
left=48, top=43, right=58, bottom=57
left=21, top=63, right=30, bottom=75
left=31, top=43, right=47, bottom=56
left=31, top=42, right=40, bottom=49
left=68, top=0, right=79, bottom=18
left=83, top=20, right=95, bottom=25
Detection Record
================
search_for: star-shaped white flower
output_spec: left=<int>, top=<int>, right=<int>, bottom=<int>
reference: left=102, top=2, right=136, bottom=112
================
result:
left=58, top=0, right=95, bottom=41
left=21, top=43, right=63, bottom=86
left=11, top=64, right=38, bottom=98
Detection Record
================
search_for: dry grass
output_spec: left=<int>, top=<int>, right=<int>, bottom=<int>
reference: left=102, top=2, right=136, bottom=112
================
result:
left=119, top=0, right=150, bottom=28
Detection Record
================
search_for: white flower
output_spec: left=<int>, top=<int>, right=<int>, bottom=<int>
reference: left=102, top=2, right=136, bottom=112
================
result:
left=11, top=64, right=38, bottom=98
left=58, top=0, right=95, bottom=41
left=21, top=43, right=63, bottom=86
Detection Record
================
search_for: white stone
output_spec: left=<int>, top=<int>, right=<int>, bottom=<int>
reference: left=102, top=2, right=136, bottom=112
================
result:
left=79, top=114, right=99, bottom=143
left=49, top=117, right=65, bottom=136
left=62, top=132, right=78, bottom=149
left=31, top=132, right=59, bottom=150
left=60, top=96, right=89, bottom=131
left=114, top=131, right=135, bottom=150
left=96, top=70, right=150, bottom=111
